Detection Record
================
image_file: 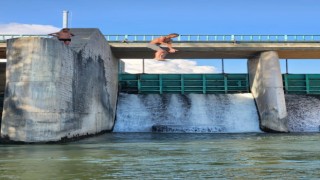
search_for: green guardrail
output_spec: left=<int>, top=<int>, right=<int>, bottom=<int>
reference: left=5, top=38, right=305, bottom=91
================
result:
left=283, top=74, right=320, bottom=94
left=119, top=73, right=320, bottom=94
left=119, top=74, right=249, bottom=94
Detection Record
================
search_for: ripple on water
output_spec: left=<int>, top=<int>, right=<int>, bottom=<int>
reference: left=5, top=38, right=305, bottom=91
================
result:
left=0, top=133, right=320, bottom=179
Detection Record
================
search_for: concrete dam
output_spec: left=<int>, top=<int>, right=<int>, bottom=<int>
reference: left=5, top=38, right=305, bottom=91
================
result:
left=1, top=29, right=320, bottom=142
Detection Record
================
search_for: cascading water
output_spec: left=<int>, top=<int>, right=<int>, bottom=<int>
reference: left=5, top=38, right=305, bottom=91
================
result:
left=286, top=94, right=320, bottom=132
left=114, top=93, right=261, bottom=133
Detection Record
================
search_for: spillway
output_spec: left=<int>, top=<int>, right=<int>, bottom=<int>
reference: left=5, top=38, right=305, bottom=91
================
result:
left=286, top=94, right=320, bottom=132
left=114, top=93, right=261, bottom=133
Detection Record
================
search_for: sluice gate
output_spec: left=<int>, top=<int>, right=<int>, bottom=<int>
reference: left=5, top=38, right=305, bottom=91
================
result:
left=119, top=73, right=320, bottom=94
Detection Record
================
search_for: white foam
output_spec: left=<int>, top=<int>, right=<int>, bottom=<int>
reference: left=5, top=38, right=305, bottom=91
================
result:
left=114, top=93, right=261, bottom=133
left=286, top=94, right=320, bottom=132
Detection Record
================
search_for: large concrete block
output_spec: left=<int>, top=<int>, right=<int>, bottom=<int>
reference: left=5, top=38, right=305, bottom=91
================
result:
left=1, top=28, right=118, bottom=142
left=248, top=51, right=288, bottom=132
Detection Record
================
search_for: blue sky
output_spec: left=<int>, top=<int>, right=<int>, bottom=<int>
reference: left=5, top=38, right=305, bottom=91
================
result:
left=1, top=0, right=320, bottom=73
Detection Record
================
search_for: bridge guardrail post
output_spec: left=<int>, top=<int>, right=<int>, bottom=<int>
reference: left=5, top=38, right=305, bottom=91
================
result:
left=231, top=35, right=235, bottom=42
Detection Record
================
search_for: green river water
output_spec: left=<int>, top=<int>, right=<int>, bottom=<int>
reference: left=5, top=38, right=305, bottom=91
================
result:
left=0, top=133, right=320, bottom=179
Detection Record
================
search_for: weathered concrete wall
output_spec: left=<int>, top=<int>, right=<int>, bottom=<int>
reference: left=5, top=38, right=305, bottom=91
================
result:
left=1, top=28, right=118, bottom=142
left=0, top=62, right=6, bottom=129
left=248, top=51, right=288, bottom=132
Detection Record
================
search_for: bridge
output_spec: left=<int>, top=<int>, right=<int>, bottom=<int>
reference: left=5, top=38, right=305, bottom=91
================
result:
left=2, top=34, right=320, bottom=59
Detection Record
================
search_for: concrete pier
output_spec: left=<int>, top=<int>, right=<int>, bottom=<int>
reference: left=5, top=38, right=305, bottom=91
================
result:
left=1, top=29, right=118, bottom=142
left=248, top=51, right=288, bottom=132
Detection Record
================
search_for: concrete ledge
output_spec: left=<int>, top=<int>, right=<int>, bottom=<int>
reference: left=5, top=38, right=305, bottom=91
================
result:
left=248, top=51, right=288, bottom=132
left=1, top=29, right=118, bottom=142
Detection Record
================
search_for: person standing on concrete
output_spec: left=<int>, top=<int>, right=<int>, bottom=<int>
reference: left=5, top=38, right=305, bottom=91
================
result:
left=147, top=33, right=179, bottom=61
left=48, top=28, right=75, bottom=45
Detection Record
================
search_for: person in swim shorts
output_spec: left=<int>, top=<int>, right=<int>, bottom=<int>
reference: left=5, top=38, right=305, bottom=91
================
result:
left=48, top=28, right=75, bottom=45
left=147, top=33, right=179, bottom=61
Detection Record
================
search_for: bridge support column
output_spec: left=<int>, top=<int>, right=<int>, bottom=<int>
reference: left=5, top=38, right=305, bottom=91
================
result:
left=248, top=51, right=288, bottom=132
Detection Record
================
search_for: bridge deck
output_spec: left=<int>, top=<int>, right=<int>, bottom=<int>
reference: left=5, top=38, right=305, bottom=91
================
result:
left=2, top=41, right=320, bottom=59
left=110, top=42, right=320, bottom=59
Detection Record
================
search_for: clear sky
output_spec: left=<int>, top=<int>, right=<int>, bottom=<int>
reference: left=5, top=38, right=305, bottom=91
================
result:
left=1, top=0, right=320, bottom=73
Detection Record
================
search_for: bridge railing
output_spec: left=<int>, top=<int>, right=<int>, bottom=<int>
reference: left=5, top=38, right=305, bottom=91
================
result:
left=105, top=35, right=320, bottom=42
left=1, top=34, right=320, bottom=43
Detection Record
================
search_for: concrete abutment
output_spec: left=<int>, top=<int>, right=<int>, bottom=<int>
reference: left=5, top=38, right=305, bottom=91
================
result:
left=248, top=51, right=288, bottom=132
left=1, top=28, right=119, bottom=142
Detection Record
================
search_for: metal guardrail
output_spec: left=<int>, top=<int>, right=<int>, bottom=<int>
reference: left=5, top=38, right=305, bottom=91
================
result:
left=119, top=73, right=320, bottom=94
left=119, top=74, right=249, bottom=94
left=283, top=74, right=320, bottom=94
left=106, top=35, right=320, bottom=42
left=1, top=34, right=320, bottom=43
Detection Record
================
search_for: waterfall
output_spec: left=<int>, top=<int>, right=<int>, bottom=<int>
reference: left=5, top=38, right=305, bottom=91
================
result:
left=114, top=93, right=261, bottom=133
left=286, top=94, right=320, bottom=132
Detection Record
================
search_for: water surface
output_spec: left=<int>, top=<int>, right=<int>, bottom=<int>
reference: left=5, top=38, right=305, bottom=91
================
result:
left=1, top=133, right=320, bottom=179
